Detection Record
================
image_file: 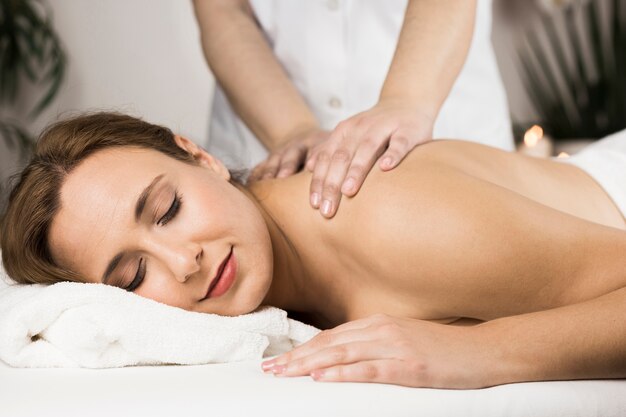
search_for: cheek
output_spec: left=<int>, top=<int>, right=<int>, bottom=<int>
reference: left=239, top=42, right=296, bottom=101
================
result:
left=135, top=270, right=191, bottom=310
left=215, top=187, right=275, bottom=314
left=185, top=177, right=260, bottom=243
left=184, top=178, right=233, bottom=231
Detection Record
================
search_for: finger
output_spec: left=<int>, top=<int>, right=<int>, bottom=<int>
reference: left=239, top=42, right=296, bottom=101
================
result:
left=248, top=162, right=267, bottom=182
left=309, top=144, right=334, bottom=209
left=305, top=147, right=320, bottom=172
left=275, top=341, right=389, bottom=377
left=262, top=314, right=389, bottom=371
left=260, top=153, right=283, bottom=179
left=304, top=132, right=330, bottom=172
left=311, top=359, right=417, bottom=386
left=318, top=144, right=357, bottom=218
left=268, top=316, right=384, bottom=365
left=314, top=122, right=364, bottom=216
left=287, top=328, right=369, bottom=362
left=377, top=132, right=418, bottom=171
left=276, top=145, right=306, bottom=178
left=340, top=131, right=390, bottom=197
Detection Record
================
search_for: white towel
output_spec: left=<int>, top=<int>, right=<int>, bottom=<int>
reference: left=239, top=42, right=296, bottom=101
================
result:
left=0, top=254, right=320, bottom=368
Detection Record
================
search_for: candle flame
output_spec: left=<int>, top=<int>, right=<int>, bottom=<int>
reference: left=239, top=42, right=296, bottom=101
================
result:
left=524, top=125, right=544, bottom=147
left=557, top=152, right=570, bottom=158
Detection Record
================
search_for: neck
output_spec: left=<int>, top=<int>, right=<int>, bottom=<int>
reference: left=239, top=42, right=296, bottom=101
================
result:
left=234, top=181, right=320, bottom=317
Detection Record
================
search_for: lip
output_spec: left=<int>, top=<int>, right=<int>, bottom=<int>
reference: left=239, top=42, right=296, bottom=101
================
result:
left=204, top=246, right=236, bottom=300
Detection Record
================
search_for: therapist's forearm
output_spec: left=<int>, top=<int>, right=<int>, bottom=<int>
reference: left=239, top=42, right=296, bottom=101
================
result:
left=193, top=0, right=318, bottom=150
left=478, top=286, right=626, bottom=385
left=380, top=0, right=477, bottom=116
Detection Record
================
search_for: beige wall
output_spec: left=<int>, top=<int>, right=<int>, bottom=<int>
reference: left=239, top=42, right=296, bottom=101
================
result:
left=35, top=0, right=214, bottom=141
left=1, top=0, right=214, bottom=188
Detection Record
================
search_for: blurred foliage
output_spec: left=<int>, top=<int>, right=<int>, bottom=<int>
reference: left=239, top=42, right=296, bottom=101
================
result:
left=515, top=0, right=625, bottom=139
left=0, top=0, right=66, bottom=158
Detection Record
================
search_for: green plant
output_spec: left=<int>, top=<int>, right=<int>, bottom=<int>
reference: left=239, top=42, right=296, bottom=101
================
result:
left=515, top=0, right=625, bottom=139
left=0, top=0, right=66, bottom=159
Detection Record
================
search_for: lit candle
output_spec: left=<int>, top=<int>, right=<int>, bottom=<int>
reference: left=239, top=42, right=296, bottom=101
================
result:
left=517, top=125, right=553, bottom=158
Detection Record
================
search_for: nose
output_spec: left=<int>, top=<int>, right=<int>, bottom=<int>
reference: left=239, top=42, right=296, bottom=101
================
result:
left=148, top=238, right=203, bottom=283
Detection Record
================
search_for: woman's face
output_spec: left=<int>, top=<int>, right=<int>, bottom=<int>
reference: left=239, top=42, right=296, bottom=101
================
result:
left=48, top=141, right=273, bottom=316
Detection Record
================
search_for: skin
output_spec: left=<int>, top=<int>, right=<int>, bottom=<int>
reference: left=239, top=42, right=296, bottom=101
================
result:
left=48, top=136, right=626, bottom=388
left=194, top=0, right=477, bottom=217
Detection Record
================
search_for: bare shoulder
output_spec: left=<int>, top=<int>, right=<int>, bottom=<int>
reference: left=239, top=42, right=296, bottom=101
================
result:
left=253, top=138, right=624, bottom=235
left=385, top=140, right=625, bottom=230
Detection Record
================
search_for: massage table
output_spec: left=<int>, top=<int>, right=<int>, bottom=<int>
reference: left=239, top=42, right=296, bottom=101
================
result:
left=1, top=357, right=625, bottom=416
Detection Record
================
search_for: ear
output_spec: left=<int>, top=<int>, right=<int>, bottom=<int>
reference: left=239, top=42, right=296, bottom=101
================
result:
left=173, top=135, right=230, bottom=181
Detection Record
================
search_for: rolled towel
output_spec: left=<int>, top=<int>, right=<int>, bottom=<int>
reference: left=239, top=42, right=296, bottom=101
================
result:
left=0, top=255, right=320, bottom=368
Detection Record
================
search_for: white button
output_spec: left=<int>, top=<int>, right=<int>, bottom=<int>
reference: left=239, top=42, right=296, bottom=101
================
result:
left=328, top=96, right=342, bottom=108
left=326, top=0, right=339, bottom=11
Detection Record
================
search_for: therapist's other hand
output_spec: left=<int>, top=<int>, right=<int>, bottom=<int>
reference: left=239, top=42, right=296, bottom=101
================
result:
left=260, top=313, right=493, bottom=389
left=248, top=128, right=331, bottom=182
left=306, top=99, right=435, bottom=218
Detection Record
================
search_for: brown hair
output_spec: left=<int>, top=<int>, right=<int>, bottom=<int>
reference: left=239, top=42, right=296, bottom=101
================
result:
left=0, top=112, right=208, bottom=285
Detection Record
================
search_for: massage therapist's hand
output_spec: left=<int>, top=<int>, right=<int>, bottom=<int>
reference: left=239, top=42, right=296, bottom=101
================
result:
left=261, top=313, right=493, bottom=389
left=248, top=127, right=331, bottom=181
left=306, top=99, right=435, bottom=218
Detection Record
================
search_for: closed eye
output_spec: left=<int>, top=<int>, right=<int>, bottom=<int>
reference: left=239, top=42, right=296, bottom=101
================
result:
left=158, top=192, right=182, bottom=226
left=125, top=192, right=182, bottom=292
left=125, top=257, right=145, bottom=292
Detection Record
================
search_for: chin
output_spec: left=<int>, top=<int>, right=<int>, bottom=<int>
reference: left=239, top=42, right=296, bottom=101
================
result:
left=220, top=299, right=263, bottom=317
left=230, top=272, right=272, bottom=316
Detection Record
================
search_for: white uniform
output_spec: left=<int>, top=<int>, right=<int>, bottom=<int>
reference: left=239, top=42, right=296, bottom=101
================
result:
left=208, top=0, right=514, bottom=169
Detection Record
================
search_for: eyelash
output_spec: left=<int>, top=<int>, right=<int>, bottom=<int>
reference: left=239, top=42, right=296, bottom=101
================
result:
left=125, top=192, right=183, bottom=292
left=158, top=192, right=182, bottom=226
left=126, top=258, right=145, bottom=292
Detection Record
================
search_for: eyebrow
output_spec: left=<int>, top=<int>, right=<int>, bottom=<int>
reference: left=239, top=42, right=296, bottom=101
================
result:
left=102, top=253, right=123, bottom=285
left=101, top=173, right=165, bottom=284
left=135, top=174, right=165, bottom=222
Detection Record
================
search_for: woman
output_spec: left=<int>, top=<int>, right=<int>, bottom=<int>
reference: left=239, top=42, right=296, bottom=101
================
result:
left=194, top=0, right=514, bottom=218
left=1, top=113, right=625, bottom=389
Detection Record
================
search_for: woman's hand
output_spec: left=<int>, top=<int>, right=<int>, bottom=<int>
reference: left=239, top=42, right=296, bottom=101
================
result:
left=260, top=313, right=496, bottom=389
left=306, top=99, right=435, bottom=218
left=248, top=128, right=331, bottom=181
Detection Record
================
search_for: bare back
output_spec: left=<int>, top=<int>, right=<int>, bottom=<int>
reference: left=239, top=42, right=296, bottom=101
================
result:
left=251, top=141, right=626, bottom=329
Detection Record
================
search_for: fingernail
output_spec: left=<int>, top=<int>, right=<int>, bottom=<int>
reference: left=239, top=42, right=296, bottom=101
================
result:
left=262, top=360, right=275, bottom=371
left=342, top=178, right=355, bottom=194
left=321, top=200, right=332, bottom=216
left=277, top=169, right=290, bottom=178
left=311, top=193, right=320, bottom=208
left=383, top=157, right=393, bottom=168
left=311, top=370, right=324, bottom=380
left=272, top=364, right=287, bottom=375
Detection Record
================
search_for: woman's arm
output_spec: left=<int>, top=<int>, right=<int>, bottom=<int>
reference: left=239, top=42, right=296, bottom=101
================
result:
left=261, top=288, right=626, bottom=387
left=379, top=0, right=476, bottom=113
left=192, top=0, right=318, bottom=149
left=479, top=285, right=626, bottom=385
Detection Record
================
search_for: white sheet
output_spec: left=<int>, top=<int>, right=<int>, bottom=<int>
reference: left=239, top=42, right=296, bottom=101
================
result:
left=1, top=358, right=625, bottom=417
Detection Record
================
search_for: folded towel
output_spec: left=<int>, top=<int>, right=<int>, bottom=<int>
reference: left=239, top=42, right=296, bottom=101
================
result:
left=0, top=255, right=320, bottom=368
